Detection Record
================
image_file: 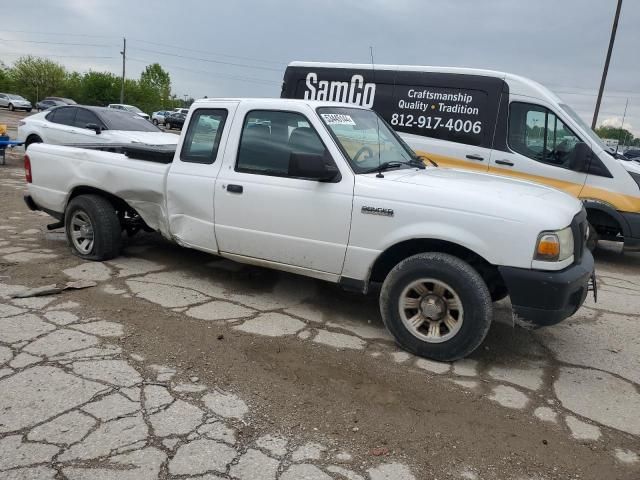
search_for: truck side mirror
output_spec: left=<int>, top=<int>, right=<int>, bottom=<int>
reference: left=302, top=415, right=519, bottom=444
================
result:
left=288, top=152, right=339, bottom=182
left=86, top=123, right=102, bottom=134
left=570, top=142, right=590, bottom=172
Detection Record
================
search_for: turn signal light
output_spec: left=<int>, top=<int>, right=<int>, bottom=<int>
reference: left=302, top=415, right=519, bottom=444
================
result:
left=536, top=234, right=560, bottom=259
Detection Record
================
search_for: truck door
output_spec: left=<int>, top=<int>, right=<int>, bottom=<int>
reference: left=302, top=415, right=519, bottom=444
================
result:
left=166, top=102, right=238, bottom=252
left=214, top=106, right=353, bottom=275
left=489, top=99, right=588, bottom=197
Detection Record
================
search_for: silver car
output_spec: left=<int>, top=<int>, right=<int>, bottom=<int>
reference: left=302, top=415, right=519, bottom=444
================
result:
left=0, top=93, right=33, bottom=112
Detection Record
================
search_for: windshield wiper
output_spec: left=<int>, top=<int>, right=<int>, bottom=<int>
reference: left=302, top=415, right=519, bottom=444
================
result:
left=362, top=158, right=426, bottom=174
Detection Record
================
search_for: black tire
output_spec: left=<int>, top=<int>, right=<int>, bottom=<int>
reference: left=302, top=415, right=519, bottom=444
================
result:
left=166, top=123, right=172, bottom=130
left=380, top=252, right=493, bottom=361
left=26, top=108, right=32, bottom=112
left=64, top=194, right=122, bottom=261
left=152, top=119, right=159, bottom=125
left=9, top=103, right=15, bottom=111
left=587, top=222, right=599, bottom=252
left=25, top=135, right=42, bottom=150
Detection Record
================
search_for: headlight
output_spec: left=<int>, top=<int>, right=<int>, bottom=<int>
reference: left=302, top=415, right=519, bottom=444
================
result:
left=534, top=226, right=574, bottom=262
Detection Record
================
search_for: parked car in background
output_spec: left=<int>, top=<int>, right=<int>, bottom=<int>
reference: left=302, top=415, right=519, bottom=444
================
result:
left=18, top=105, right=178, bottom=149
left=43, top=97, right=77, bottom=105
left=151, top=110, right=172, bottom=126
left=173, top=108, right=189, bottom=115
left=625, top=149, right=640, bottom=159
left=164, top=111, right=186, bottom=130
left=0, top=93, right=32, bottom=112
left=36, top=99, right=67, bottom=111
left=107, top=104, right=150, bottom=120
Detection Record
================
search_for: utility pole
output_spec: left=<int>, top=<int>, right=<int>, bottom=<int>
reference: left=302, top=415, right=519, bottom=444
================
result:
left=120, top=37, right=126, bottom=104
left=617, top=97, right=629, bottom=152
left=592, top=0, right=623, bottom=129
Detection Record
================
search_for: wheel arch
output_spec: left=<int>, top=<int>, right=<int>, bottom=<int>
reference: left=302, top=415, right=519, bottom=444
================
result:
left=368, top=238, right=507, bottom=301
left=583, top=199, right=629, bottom=239
left=66, top=185, right=133, bottom=215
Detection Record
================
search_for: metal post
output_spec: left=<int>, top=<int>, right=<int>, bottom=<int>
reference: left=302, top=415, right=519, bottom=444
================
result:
left=617, top=98, right=629, bottom=152
left=120, top=37, right=126, bottom=104
left=592, top=0, right=623, bottom=129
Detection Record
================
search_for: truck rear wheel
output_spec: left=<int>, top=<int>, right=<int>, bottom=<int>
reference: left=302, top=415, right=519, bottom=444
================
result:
left=380, top=252, right=492, bottom=361
left=64, top=195, right=122, bottom=261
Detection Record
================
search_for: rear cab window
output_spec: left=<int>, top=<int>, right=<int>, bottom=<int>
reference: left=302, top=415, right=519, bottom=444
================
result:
left=180, top=109, right=228, bottom=164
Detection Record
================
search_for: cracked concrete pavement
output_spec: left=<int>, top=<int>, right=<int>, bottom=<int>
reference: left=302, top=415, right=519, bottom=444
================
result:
left=0, top=154, right=639, bottom=479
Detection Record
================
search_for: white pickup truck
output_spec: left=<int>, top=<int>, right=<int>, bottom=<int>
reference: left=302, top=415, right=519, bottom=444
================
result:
left=24, top=98, right=595, bottom=360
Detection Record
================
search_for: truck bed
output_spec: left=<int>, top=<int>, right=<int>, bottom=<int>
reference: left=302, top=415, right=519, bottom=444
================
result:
left=62, top=143, right=177, bottom=164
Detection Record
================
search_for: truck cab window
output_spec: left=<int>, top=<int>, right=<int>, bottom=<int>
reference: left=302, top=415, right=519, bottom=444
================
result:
left=509, top=102, right=582, bottom=170
left=180, top=109, right=228, bottom=164
left=236, top=110, right=331, bottom=177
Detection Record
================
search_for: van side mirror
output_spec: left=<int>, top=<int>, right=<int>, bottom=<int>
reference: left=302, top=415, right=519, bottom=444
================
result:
left=288, top=153, right=339, bottom=182
left=570, top=142, right=590, bottom=172
left=86, top=123, right=102, bottom=134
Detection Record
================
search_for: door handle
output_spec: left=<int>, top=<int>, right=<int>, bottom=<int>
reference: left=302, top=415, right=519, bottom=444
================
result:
left=226, top=184, right=243, bottom=194
left=495, top=159, right=514, bottom=167
left=466, top=154, right=484, bottom=161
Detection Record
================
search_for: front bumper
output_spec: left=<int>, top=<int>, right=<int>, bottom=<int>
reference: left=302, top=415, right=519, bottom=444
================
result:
left=498, top=250, right=595, bottom=328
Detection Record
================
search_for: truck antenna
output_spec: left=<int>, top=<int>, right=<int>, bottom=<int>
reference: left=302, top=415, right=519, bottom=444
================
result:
left=370, top=46, right=384, bottom=178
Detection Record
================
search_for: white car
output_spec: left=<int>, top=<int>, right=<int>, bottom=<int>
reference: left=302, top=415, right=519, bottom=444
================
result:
left=24, top=98, right=594, bottom=361
left=151, top=110, right=172, bottom=126
left=18, top=105, right=178, bottom=149
left=107, top=103, right=150, bottom=120
left=0, top=93, right=32, bottom=112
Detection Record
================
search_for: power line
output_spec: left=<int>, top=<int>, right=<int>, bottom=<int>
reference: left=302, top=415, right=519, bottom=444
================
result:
left=0, top=51, right=116, bottom=59
left=129, top=38, right=285, bottom=66
left=127, top=47, right=281, bottom=72
left=127, top=57, right=280, bottom=86
left=0, top=38, right=115, bottom=48
left=0, top=29, right=117, bottom=39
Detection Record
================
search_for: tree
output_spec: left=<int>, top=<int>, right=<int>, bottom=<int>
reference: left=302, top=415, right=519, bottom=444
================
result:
left=79, top=71, right=120, bottom=106
left=140, top=63, right=171, bottom=106
left=10, top=56, right=66, bottom=102
left=595, top=125, right=637, bottom=147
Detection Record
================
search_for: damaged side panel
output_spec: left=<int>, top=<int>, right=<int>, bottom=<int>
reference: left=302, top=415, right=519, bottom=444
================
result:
left=28, top=144, right=173, bottom=238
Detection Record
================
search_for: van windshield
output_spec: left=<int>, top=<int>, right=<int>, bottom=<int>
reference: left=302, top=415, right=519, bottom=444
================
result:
left=317, top=107, right=422, bottom=174
left=559, top=103, right=607, bottom=151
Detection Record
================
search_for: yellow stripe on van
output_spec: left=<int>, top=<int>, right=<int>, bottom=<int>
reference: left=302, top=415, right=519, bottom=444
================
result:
left=415, top=149, right=640, bottom=214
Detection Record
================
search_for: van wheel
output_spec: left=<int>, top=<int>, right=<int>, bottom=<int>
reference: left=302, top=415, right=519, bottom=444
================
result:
left=65, top=195, right=122, bottom=261
left=380, top=252, right=492, bottom=361
left=9, top=103, right=15, bottom=111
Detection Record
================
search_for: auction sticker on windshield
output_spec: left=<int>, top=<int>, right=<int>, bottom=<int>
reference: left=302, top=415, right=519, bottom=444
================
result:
left=321, top=113, right=356, bottom=125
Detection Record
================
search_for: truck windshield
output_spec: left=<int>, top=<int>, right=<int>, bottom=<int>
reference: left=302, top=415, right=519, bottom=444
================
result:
left=559, top=103, right=607, bottom=152
left=317, top=107, right=421, bottom=173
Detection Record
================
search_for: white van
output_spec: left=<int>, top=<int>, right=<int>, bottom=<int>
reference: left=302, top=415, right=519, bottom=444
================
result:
left=282, top=62, right=640, bottom=251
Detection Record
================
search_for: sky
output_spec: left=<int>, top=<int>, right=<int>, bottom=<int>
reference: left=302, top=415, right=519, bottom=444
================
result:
left=2, top=0, right=639, bottom=139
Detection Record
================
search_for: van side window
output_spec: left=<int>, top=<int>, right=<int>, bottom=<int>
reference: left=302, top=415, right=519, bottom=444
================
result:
left=236, top=110, right=332, bottom=178
left=509, top=102, right=582, bottom=169
left=180, top=109, right=228, bottom=164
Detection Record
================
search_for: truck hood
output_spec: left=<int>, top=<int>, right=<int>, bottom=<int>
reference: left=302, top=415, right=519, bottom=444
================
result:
left=104, top=130, right=178, bottom=145
left=361, top=167, right=583, bottom=227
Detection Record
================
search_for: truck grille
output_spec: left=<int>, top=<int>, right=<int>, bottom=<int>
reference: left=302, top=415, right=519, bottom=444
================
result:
left=571, top=209, right=588, bottom=263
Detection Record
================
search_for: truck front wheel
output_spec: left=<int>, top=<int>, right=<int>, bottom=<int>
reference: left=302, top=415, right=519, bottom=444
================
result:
left=64, top=195, right=122, bottom=261
left=380, top=252, right=492, bottom=362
